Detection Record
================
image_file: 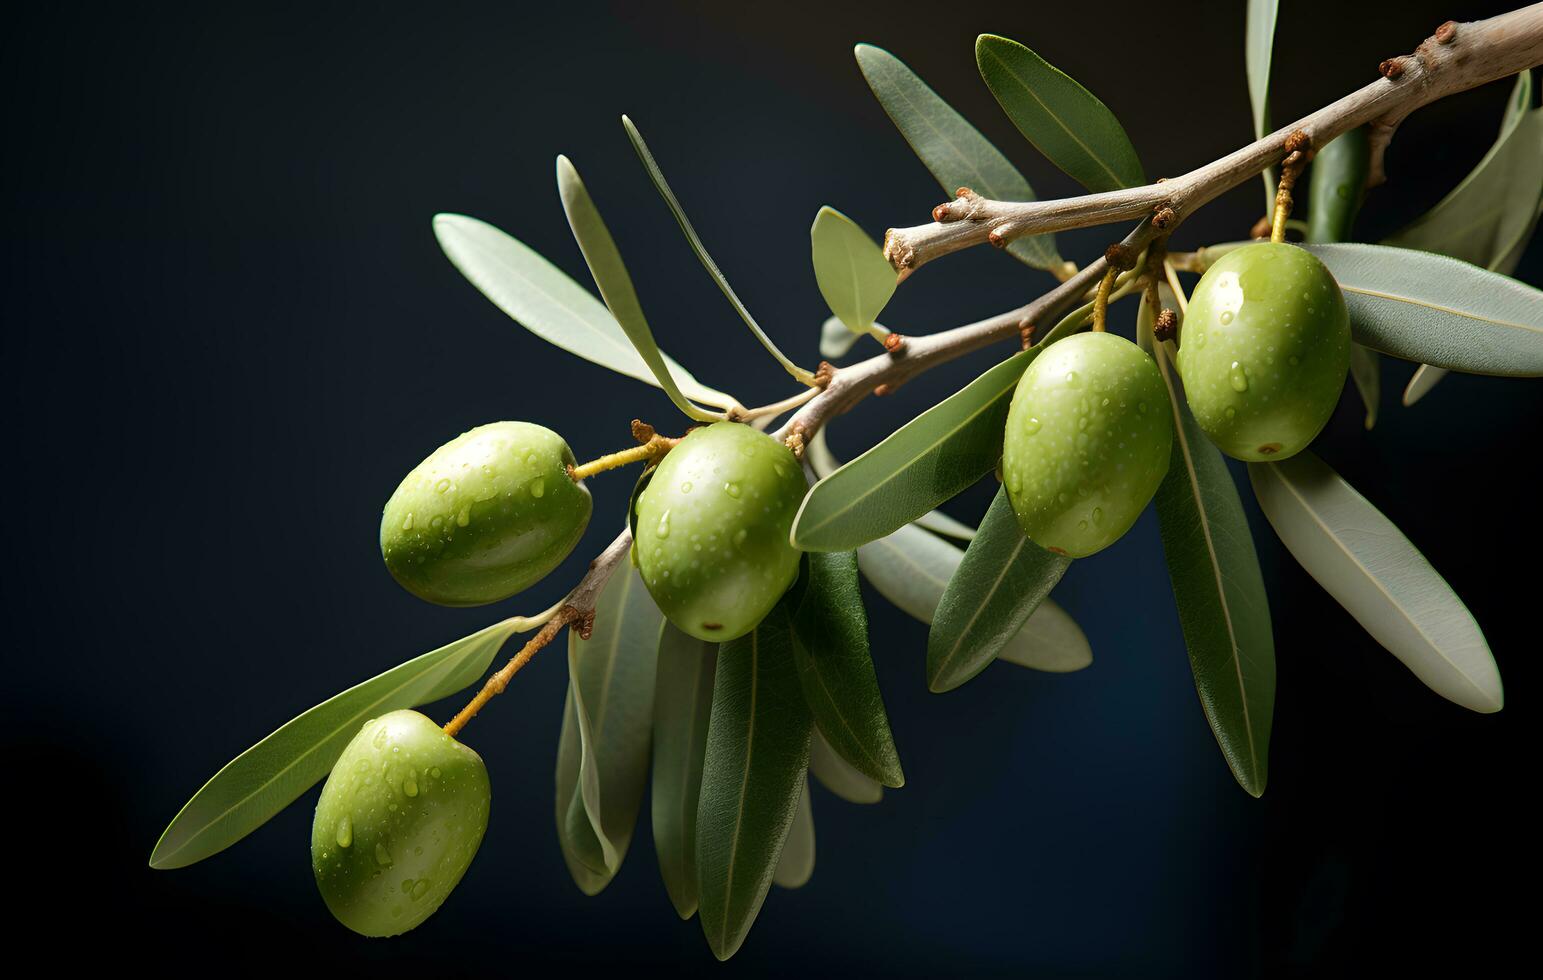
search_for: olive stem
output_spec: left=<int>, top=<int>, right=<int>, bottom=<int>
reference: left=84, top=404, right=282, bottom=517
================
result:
left=569, top=435, right=680, bottom=481
left=1269, top=132, right=1312, bottom=243
left=443, top=607, right=579, bottom=738
left=1091, top=267, right=1118, bottom=332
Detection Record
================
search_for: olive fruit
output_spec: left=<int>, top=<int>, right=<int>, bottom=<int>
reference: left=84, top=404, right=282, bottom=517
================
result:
left=1001, top=331, right=1172, bottom=557
left=1178, top=242, right=1350, bottom=461
left=380, top=421, right=592, bottom=606
left=633, top=422, right=807, bottom=641
left=311, top=710, right=491, bottom=937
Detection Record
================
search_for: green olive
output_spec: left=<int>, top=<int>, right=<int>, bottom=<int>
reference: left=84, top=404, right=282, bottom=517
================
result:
left=633, top=422, right=807, bottom=641
left=1002, top=332, right=1172, bottom=557
left=380, top=421, right=592, bottom=606
left=311, top=710, right=491, bottom=937
left=1178, top=242, right=1351, bottom=461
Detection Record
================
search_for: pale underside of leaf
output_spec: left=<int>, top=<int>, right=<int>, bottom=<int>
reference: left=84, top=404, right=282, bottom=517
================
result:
left=1303, top=243, right=1543, bottom=376
left=1246, top=0, right=1280, bottom=212
left=808, top=727, right=883, bottom=804
left=1249, top=453, right=1502, bottom=713
left=432, top=213, right=735, bottom=409
left=772, top=777, right=815, bottom=889
left=651, top=623, right=717, bottom=919
left=810, top=205, right=897, bottom=333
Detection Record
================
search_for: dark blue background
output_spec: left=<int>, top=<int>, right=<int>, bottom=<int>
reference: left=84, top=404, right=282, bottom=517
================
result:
left=4, top=2, right=1537, bottom=975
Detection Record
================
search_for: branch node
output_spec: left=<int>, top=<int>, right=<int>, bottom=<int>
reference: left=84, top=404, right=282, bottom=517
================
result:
left=1379, top=56, right=1407, bottom=79
left=813, top=360, right=836, bottom=388
left=1019, top=320, right=1036, bottom=350
left=1151, top=205, right=1177, bottom=230
left=783, top=423, right=807, bottom=460
left=630, top=419, right=655, bottom=444
left=1154, top=309, right=1178, bottom=342
left=1435, top=20, right=1457, bottom=44
left=883, top=332, right=906, bottom=353
left=874, top=383, right=895, bottom=397
left=1104, top=243, right=1138, bottom=270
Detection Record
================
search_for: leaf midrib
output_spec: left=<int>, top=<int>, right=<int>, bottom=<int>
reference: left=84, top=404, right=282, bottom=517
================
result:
left=980, top=42, right=1125, bottom=190
left=1343, top=284, right=1543, bottom=334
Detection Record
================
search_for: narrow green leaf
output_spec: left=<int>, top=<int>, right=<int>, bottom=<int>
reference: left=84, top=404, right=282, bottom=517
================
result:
left=975, top=34, right=1143, bottom=193
left=150, top=620, right=516, bottom=870
left=853, top=43, right=1062, bottom=270
left=792, top=348, right=1036, bottom=551
left=433, top=213, right=735, bottom=410
left=696, top=600, right=813, bottom=961
left=556, top=156, right=724, bottom=422
left=791, top=551, right=904, bottom=786
left=1245, top=0, right=1280, bottom=212
left=1305, top=128, right=1378, bottom=428
left=1302, top=243, right=1543, bottom=376
left=1152, top=341, right=1276, bottom=797
left=555, top=567, right=662, bottom=895
left=810, top=206, right=898, bottom=333
left=809, top=727, right=882, bottom=804
left=1249, top=452, right=1502, bottom=713
left=1385, top=74, right=1541, bottom=401
left=857, top=523, right=1090, bottom=673
left=771, top=777, right=815, bottom=890
left=651, top=623, right=717, bottom=920
left=623, top=116, right=814, bottom=385
left=927, top=488, right=1072, bottom=693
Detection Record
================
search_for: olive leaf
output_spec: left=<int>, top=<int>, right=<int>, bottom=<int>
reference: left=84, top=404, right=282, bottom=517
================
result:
left=623, top=116, right=814, bottom=385
left=975, top=34, right=1143, bottom=193
left=927, top=488, right=1072, bottom=693
left=651, top=623, right=717, bottom=920
left=853, top=43, right=1062, bottom=271
left=1304, top=128, right=1378, bottom=428
left=805, top=428, right=973, bottom=540
left=792, top=348, right=1037, bottom=551
left=791, top=550, right=904, bottom=787
left=556, top=155, right=725, bottom=422
left=1245, top=0, right=1280, bottom=213
left=857, top=523, right=1091, bottom=673
left=1249, top=452, right=1503, bottom=713
left=1151, top=340, right=1276, bottom=798
left=150, top=619, right=518, bottom=870
left=1302, top=243, right=1543, bottom=376
left=696, top=599, right=813, bottom=961
left=433, top=214, right=736, bottom=410
left=810, top=206, right=898, bottom=333
left=1384, top=72, right=1542, bottom=404
left=809, top=727, right=883, bottom=804
left=912, top=508, right=977, bottom=542
left=555, top=566, right=662, bottom=895
left=771, top=777, right=815, bottom=890
left=820, top=315, right=863, bottom=360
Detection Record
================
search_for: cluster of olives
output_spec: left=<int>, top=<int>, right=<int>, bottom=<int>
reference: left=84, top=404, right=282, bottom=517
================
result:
left=314, top=418, right=806, bottom=935
left=312, top=240, right=1348, bottom=935
left=1002, top=241, right=1351, bottom=556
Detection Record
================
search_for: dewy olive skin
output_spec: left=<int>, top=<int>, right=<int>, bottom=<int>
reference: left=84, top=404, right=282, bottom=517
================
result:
left=311, top=710, right=491, bottom=937
left=1178, top=242, right=1351, bottom=462
left=633, top=422, right=807, bottom=641
left=1002, top=331, right=1173, bottom=557
left=380, top=421, right=592, bottom=606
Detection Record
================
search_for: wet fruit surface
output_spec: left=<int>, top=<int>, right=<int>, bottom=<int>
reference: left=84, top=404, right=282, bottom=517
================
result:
left=1002, top=332, right=1172, bottom=557
left=380, top=421, right=591, bottom=606
left=311, top=710, right=491, bottom=937
left=1178, top=242, right=1350, bottom=461
left=633, top=422, right=807, bottom=641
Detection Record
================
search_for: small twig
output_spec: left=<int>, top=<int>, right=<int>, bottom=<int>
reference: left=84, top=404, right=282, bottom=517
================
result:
left=443, top=608, right=578, bottom=738
left=1270, top=131, right=1313, bottom=243
left=882, top=7, right=1543, bottom=276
